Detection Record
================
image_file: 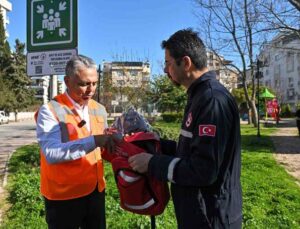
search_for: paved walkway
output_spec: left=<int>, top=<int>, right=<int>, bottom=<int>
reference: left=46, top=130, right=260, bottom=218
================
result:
left=270, top=119, right=300, bottom=186
left=0, top=120, right=36, bottom=225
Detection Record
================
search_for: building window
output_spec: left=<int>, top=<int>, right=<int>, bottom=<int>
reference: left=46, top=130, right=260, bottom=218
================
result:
left=274, top=65, right=280, bottom=78
left=287, top=88, right=295, bottom=100
left=117, top=80, right=125, bottom=86
left=265, top=69, right=269, bottom=75
left=286, top=52, right=294, bottom=73
left=130, top=80, right=138, bottom=86
left=288, top=77, right=294, bottom=87
left=130, top=70, right=138, bottom=76
left=116, top=70, right=124, bottom=77
left=265, top=80, right=271, bottom=87
left=275, top=54, right=280, bottom=61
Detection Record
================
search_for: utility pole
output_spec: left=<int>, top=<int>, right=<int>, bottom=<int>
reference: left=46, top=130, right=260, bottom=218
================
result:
left=256, top=59, right=263, bottom=137
left=97, top=64, right=101, bottom=103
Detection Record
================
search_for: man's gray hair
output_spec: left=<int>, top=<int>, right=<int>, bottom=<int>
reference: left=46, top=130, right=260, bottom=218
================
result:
left=65, top=55, right=97, bottom=77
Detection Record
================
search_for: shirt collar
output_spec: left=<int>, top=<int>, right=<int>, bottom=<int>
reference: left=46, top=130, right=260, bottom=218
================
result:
left=65, top=91, right=86, bottom=111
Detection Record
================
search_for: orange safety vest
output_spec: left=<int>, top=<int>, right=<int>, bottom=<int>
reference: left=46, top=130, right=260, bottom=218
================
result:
left=37, top=94, right=107, bottom=200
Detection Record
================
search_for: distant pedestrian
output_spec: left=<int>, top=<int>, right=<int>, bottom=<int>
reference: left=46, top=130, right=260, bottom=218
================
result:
left=275, top=106, right=281, bottom=125
left=296, top=108, right=300, bottom=137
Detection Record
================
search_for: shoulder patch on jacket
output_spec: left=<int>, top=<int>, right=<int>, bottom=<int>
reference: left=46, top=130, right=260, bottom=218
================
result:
left=199, top=125, right=216, bottom=137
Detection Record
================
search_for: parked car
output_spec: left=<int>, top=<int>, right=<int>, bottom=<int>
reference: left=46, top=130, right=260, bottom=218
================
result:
left=0, top=111, right=9, bottom=124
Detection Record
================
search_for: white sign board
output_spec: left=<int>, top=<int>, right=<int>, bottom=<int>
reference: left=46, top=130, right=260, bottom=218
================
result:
left=27, top=49, right=77, bottom=76
left=111, top=100, right=119, bottom=105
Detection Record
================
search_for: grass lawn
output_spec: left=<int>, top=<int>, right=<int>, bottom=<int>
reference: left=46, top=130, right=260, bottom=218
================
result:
left=1, top=123, right=299, bottom=228
left=240, top=125, right=300, bottom=228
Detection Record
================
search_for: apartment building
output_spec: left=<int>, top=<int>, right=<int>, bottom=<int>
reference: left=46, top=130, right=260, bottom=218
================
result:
left=57, top=78, right=66, bottom=94
left=30, top=75, right=62, bottom=104
left=0, top=0, right=12, bottom=37
left=103, top=61, right=150, bottom=87
left=206, top=51, right=239, bottom=92
left=101, top=61, right=151, bottom=113
left=30, top=75, right=50, bottom=104
left=260, top=32, right=300, bottom=110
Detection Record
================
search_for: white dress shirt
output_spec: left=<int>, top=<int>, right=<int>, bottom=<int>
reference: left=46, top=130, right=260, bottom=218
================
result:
left=36, top=92, right=106, bottom=164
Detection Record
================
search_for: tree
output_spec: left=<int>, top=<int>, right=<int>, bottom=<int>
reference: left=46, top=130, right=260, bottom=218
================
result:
left=99, top=62, right=152, bottom=114
left=0, top=11, right=36, bottom=117
left=258, top=0, right=300, bottom=38
left=288, top=0, right=300, bottom=11
left=0, top=12, right=11, bottom=72
left=149, top=75, right=187, bottom=113
left=0, top=73, right=14, bottom=110
left=194, top=0, right=266, bottom=125
left=193, top=0, right=299, bottom=126
left=3, top=39, right=36, bottom=118
left=0, top=11, right=13, bottom=111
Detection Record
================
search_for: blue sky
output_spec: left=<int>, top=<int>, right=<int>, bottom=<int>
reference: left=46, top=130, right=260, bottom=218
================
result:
left=7, top=0, right=199, bottom=76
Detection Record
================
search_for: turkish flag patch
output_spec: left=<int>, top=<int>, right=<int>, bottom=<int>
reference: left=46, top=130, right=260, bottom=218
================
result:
left=199, top=125, right=216, bottom=137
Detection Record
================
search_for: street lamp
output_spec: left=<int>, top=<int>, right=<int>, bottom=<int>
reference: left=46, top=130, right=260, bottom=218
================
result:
left=255, top=59, right=263, bottom=137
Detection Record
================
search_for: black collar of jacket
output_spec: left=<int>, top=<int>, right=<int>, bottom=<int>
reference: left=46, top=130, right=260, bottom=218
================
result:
left=187, top=70, right=217, bottom=99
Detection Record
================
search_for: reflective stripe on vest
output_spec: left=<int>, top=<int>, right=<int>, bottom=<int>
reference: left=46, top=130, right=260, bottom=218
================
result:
left=40, top=93, right=106, bottom=200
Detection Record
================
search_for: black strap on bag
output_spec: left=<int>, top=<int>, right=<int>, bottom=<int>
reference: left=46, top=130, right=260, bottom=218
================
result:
left=151, top=215, right=155, bottom=229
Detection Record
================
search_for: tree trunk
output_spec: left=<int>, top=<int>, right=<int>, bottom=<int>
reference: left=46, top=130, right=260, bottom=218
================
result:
left=249, top=100, right=258, bottom=127
left=288, top=0, right=300, bottom=11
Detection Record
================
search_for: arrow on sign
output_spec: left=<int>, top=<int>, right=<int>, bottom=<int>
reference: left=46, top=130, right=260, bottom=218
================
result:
left=59, top=2, right=67, bottom=11
left=36, top=5, right=44, bottom=13
left=59, top=28, right=67, bottom=37
left=36, top=31, right=44, bottom=39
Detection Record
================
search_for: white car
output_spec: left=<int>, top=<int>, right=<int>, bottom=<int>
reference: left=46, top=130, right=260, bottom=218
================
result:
left=0, top=111, right=9, bottom=124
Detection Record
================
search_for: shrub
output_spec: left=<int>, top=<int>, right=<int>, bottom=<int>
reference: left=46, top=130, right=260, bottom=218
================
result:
left=281, top=104, right=292, bottom=117
left=161, top=112, right=183, bottom=123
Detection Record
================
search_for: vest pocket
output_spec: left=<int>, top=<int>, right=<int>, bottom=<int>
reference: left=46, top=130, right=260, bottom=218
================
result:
left=47, top=158, right=96, bottom=184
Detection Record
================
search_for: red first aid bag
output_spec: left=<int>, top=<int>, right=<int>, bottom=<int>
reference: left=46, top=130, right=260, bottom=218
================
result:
left=107, top=132, right=170, bottom=216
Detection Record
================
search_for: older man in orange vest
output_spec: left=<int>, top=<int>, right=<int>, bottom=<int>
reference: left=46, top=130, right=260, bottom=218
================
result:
left=36, top=55, right=118, bottom=228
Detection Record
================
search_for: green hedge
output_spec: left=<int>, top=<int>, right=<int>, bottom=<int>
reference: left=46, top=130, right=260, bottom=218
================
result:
left=161, top=112, right=183, bottom=123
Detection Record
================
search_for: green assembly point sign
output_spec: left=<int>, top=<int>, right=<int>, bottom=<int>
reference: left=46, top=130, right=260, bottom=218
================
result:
left=27, top=0, right=77, bottom=52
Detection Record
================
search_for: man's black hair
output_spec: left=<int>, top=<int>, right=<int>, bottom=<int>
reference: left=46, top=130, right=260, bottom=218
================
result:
left=161, top=28, right=207, bottom=70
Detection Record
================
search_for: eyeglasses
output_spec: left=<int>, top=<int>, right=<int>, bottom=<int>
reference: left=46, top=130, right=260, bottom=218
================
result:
left=164, top=58, right=182, bottom=68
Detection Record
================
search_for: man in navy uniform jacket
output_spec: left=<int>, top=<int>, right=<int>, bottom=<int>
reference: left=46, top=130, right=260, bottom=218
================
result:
left=129, top=29, right=242, bottom=229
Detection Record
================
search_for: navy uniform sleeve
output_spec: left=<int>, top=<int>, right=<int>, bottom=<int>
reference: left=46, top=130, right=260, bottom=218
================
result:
left=172, top=95, right=234, bottom=186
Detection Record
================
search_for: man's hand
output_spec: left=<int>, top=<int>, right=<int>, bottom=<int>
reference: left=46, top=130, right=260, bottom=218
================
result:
left=128, top=153, right=153, bottom=173
left=94, top=134, right=124, bottom=154
left=94, top=135, right=113, bottom=154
